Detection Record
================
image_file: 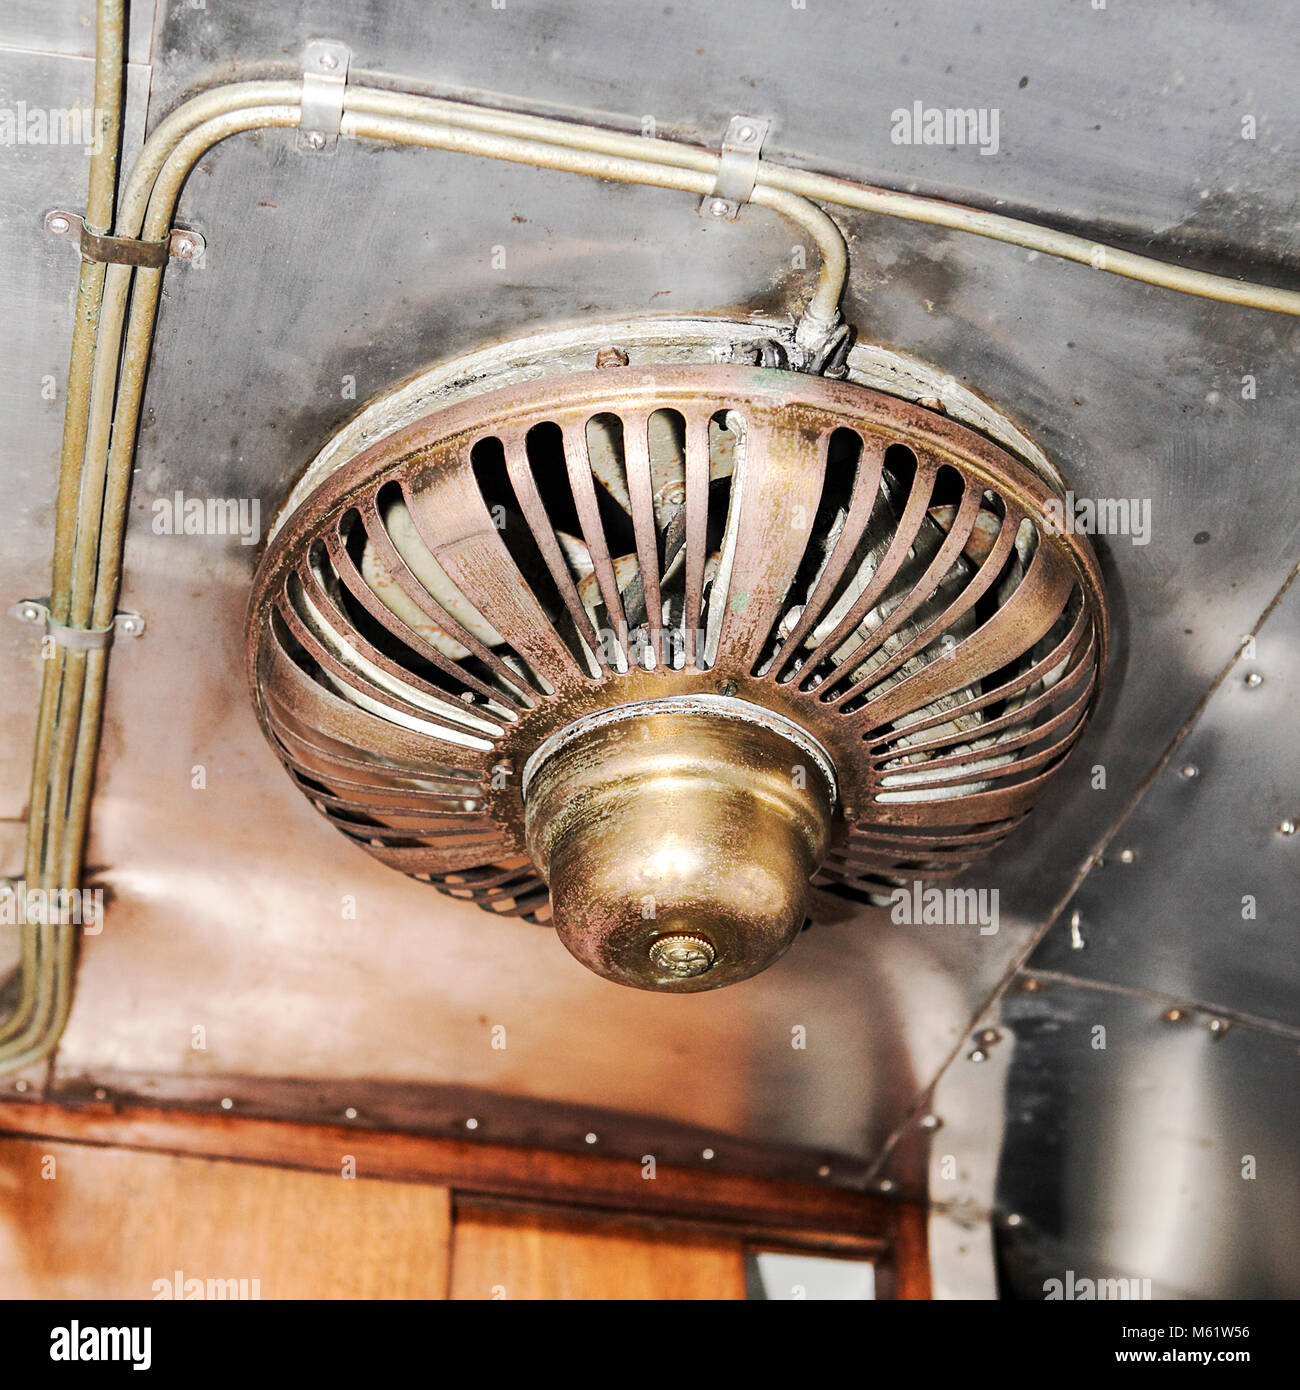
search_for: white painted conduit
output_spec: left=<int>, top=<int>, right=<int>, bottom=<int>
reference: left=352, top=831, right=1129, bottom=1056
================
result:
left=6, top=0, right=1298, bottom=1071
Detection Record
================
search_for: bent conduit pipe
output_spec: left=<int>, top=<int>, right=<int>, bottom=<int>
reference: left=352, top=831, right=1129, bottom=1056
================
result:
left=8, top=25, right=1300, bottom=1071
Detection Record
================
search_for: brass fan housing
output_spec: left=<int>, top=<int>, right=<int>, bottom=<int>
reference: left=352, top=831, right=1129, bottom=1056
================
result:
left=247, top=360, right=1108, bottom=992
left=523, top=696, right=836, bottom=991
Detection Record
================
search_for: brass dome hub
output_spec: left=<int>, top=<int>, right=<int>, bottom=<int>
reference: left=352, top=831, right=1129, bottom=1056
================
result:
left=523, top=696, right=836, bottom=993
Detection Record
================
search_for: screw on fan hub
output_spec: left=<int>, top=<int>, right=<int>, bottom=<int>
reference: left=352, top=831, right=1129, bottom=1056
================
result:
left=648, top=935, right=717, bottom=980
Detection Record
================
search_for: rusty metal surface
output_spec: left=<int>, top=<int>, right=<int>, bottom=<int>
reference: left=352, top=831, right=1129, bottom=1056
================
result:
left=248, top=367, right=1106, bottom=962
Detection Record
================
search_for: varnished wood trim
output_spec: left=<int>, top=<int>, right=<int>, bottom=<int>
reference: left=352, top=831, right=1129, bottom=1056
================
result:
left=0, top=1101, right=929, bottom=1295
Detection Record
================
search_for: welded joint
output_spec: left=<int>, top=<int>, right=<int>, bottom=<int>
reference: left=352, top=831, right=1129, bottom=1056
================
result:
left=699, top=115, right=770, bottom=221
left=43, top=210, right=205, bottom=267
left=12, top=598, right=145, bottom=648
left=298, top=39, right=350, bottom=152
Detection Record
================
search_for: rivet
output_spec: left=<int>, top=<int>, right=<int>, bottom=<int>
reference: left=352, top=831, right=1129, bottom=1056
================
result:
left=45, top=212, right=72, bottom=235
left=816, top=1164, right=831, bottom=1178
left=465, top=1117, right=479, bottom=1130
left=709, top=197, right=731, bottom=217
left=978, top=1028, right=1001, bottom=1046
left=1279, top=819, right=1296, bottom=836
left=93, top=1087, right=107, bottom=1101
left=584, top=1132, right=599, bottom=1145
left=303, top=130, right=327, bottom=151
left=1179, top=764, right=1199, bottom=779
left=1162, top=1007, right=1185, bottom=1022
left=219, top=1097, right=233, bottom=1110
left=737, top=124, right=757, bottom=143
left=1207, top=1017, right=1230, bottom=1039
left=13, top=1079, right=29, bottom=1093
left=317, top=51, right=339, bottom=71
left=344, top=1107, right=357, bottom=1120
left=920, top=1114, right=942, bottom=1131
left=1244, top=671, right=1263, bottom=688
left=878, top=1179, right=894, bottom=1193
left=1118, top=848, right=1136, bottom=864
left=1005, top=1213, right=1023, bottom=1228
left=702, top=1147, right=715, bottom=1160
left=967, top=1048, right=987, bottom=1063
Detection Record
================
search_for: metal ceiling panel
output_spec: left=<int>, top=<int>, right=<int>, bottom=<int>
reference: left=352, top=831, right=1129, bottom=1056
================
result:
left=145, top=0, right=1300, bottom=264
left=1029, top=574, right=1300, bottom=1028
left=994, top=977, right=1300, bottom=1299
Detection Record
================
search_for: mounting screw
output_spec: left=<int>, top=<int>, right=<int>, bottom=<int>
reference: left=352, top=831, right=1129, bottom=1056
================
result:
left=169, top=228, right=204, bottom=261
left=736, top=123, right=758, bottom=143
left=1279, top=819, right=1296, bottom=836
left=303, top=130, right=327, bottom=151
left=708, top=197, right=731, bottom=218
left=1179, top=764, right=1199, bottom=779
left=44, top=211, right=72, bottom=236
left=14, top=600, right=44, bottom=625
left=1244, top=671, right=1264, bottom=688
left=595, top=346, right=629, bottom=369
left=717, top=679, right=738, bottom=697
left=317, top=50, right=340, bottom=70
left=116, top=613, right=146, bottom=638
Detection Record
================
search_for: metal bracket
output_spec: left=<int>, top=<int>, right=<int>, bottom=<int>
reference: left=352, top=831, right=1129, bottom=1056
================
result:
left=43, top=210, right=205, bottom=267
left=298, top=39, right=350, bottom=152
left=12, top=598, right=145, bottom=649
left=700, top=115, right=770, bottom=221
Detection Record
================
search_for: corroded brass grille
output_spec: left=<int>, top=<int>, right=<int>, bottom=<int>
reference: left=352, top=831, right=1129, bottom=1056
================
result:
left=248, top=364, right=1107, bottom=941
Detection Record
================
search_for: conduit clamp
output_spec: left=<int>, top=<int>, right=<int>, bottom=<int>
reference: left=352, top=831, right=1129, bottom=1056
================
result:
left=700, top=115, right=771, bottom=221
left=43, top=210, right=205, bottom=267
left=298, top=39, right=350, bottom=152
left=12, top=599, right=145, bottom=650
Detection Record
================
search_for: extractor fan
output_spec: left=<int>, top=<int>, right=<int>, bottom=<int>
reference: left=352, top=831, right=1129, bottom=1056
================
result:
left=247, top=332, right=1107, bottom=992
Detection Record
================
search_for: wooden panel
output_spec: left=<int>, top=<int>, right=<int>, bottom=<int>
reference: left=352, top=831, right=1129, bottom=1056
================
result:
left=0, top=1103, right=928, bottom=1296
left=450, top=1202, right=746, bottom=1301
left=0, top=1137, right=450, bottom=1300
left=0, top=1101, right=895, bottom=1245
